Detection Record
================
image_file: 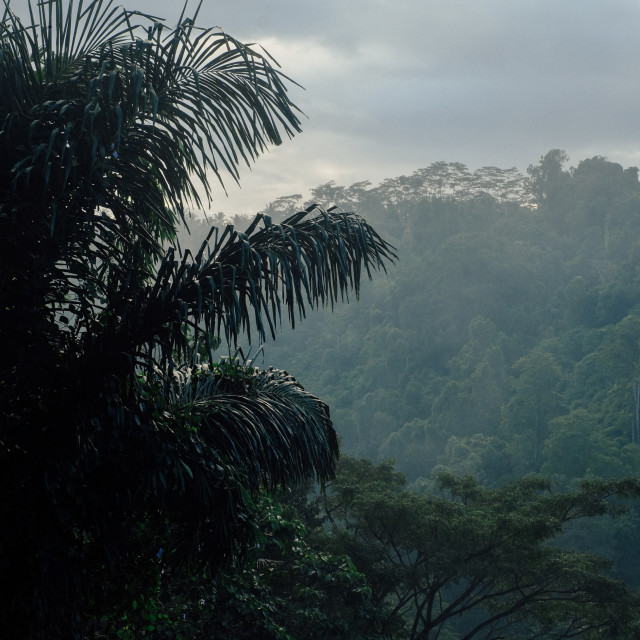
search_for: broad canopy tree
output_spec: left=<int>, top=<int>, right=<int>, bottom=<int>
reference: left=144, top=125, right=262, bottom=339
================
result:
left=317, top=457, right=640, bottom=640
left=0, top=1, right=395, bottom=637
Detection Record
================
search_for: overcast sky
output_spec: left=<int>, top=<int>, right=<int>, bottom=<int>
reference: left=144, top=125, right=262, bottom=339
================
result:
left=108, top=1, right=640, bottom=214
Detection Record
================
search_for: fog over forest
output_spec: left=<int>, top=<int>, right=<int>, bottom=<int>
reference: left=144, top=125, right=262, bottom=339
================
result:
left=180, top=148, right=640, bottom=605
left=6, top=0, right=640, bottom=636
left=186, top=151, right=640, bottom=493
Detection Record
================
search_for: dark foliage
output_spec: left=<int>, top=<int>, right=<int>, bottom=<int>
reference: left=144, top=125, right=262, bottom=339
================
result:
left=0, top=2, right=395, bottom=638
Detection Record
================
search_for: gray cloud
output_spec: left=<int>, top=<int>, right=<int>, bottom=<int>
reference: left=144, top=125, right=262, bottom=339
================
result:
left=32, top=0, right=640, bottom=212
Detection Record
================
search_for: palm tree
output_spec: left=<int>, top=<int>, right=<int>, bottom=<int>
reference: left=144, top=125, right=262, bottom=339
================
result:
left=0, top=1, right=396, bottom=637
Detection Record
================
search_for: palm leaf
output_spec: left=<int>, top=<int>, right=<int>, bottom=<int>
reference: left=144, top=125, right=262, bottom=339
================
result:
left=0, top=0, right=303, bottom=346
left=168, top=362, right=338, bottom=486
left=0, top=3, right=398, bottom=635
left=130, top=359, right=337, bottom=570
left=124, top=206, right=397, bottom=370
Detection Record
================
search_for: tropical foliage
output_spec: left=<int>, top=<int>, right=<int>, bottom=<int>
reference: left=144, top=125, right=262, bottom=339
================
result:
left=314, top=457, right=640, bottom=640
left=236, top=151, right=640, bottom=634
left=4, top=0, right=640, bottom=635
left=0, top=2, right=395, bottom=638
left=160, top=457, right=640, bottom=640
left=255, top=151, right=640, bottom=495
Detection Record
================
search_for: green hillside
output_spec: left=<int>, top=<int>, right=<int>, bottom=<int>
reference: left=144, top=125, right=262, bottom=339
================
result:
left=172, top=151, right=640, bottom=636
left=216, top=152, right=640, bottom=490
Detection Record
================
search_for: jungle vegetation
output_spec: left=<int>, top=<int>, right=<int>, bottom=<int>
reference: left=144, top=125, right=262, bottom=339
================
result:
left=3, top=0, right=640, bottom=638
left=181, top=150, right=640, bottom=638
left=0, top=2, right=393, bottom=638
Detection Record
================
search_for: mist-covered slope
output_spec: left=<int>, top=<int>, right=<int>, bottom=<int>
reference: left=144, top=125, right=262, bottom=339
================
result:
left=183, top=153, right=640, bottom=493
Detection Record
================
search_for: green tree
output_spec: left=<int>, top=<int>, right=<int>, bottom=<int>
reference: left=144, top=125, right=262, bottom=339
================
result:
left=447, top=316, right=508, bottom=437
left=503, top=350, right=564, bottom=474
left=318, top=457, right=640, bottom=640
left=436, top=433, right=513, bottom=486
left=0, top=2, right=395, bottom=638
left=211, top=498, right=384, bottom=640
left=527, top=149, right=571, bottom=209
left=378, top=419, right=444, bottom=480
left=542, top=409, right=640, bottom=481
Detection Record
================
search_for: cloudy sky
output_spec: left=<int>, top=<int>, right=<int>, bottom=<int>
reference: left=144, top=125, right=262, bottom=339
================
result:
left=131, top=1, right=640, bottom=214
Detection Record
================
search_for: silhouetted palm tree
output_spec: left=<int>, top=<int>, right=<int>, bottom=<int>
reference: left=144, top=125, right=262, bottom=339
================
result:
left=0, top=1, right=395, bottom=637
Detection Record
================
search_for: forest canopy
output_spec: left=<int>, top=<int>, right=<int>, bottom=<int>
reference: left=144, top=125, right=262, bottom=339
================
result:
left=183, top=150, right=640, bottom=636
left=3, top=0, right=640, bottom=635
left=245, top=151, right=640, bottom=496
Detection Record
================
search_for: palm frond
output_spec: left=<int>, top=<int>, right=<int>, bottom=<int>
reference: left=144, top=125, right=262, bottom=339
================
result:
left=134, top=359, right=337, bottom=569
left=125, top=206, right=397, bottom=368
left=0, top=3, right=399, bottom=636
left=0, top=0, right=304, bottom=358
left=170, top=362, right=338, bottom=486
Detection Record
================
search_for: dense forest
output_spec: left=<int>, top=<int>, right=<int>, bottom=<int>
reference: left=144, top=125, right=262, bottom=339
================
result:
left=5, top=2, right=640, bottom=636
left=174, top=150, right=640, bottom=637
left=195, top=150, right=640, bottom=490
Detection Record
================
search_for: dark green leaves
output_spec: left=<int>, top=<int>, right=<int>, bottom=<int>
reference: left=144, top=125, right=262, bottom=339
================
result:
left=0, top=0, right=306, bottom=348
left=319, top=458, right=640, bottom=640
left=0, top=4, right=396, bottom=638
left=135, top=207, right=396, bottom=369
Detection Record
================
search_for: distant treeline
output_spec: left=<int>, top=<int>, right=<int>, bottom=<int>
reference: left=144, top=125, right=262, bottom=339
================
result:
left=261, top=161, right=535, bottom=217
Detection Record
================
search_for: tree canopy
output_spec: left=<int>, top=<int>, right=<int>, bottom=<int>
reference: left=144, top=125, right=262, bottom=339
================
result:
left=314, top=457, right=640, bottom=640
